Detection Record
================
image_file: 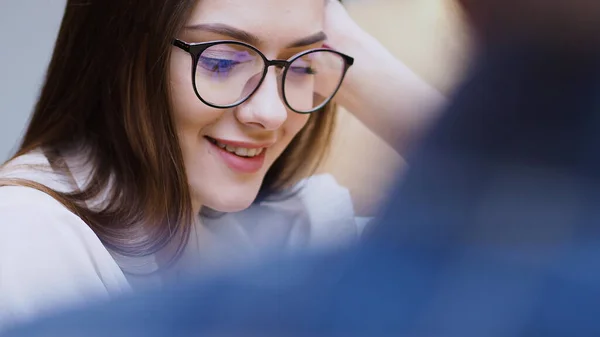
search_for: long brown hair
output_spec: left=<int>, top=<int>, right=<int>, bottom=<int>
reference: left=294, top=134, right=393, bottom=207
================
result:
left=2, top=0, right=337, bottom=264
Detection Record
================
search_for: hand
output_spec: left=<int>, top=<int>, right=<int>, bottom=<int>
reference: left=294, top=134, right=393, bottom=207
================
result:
left=321, top=0, right=445, bottom=153
left=322, top=0, right=369, bottom=53
left=322, top=0, right=402, bottom=98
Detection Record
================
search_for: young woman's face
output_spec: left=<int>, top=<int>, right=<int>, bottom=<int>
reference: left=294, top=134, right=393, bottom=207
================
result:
left=170, top=0, right=326, bottom=213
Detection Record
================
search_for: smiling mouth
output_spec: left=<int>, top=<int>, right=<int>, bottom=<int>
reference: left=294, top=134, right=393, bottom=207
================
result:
left=205, top=137, right=265, bottom=158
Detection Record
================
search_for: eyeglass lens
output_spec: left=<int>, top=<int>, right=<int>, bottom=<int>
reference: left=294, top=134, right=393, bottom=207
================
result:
left=193, top=43, right=346, bottom=113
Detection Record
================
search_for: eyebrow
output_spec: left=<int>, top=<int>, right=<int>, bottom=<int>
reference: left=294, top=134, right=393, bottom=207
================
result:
left=184, top=23, right=327, bottom=48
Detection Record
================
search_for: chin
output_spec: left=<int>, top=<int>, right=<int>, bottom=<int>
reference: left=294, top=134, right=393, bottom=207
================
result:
left=195, top=181, right=263, bottom=214
left=205, top=198, right=256, bottom=213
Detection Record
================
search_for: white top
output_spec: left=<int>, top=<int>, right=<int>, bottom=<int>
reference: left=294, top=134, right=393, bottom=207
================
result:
left=0, top=150, right=359, bottom=329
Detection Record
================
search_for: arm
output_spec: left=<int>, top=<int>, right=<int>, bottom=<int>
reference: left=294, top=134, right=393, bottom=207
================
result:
left=324, top=0, right=447, bottom=154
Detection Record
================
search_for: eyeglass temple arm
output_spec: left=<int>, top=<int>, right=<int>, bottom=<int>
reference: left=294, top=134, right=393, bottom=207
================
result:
left=345, top=55, right=355, bottom=67
left=173, top=39, right=190, bottom=52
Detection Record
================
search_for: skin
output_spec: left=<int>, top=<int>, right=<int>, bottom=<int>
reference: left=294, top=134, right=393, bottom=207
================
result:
left=169, top=0, right=326, bottom=215
left=323, top=0, right=446, bottom=154
left=168, top=0, right=445, bottom=216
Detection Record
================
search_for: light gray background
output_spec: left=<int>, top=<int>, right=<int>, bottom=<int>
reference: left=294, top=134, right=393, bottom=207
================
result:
left=0, top=0, right=66, bottom=160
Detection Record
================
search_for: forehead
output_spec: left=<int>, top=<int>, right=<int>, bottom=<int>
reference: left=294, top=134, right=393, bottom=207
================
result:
left=187, top=0, right=325, bottom=47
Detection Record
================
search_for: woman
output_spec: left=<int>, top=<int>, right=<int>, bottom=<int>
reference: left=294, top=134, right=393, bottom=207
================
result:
left=0, top=0, right=443, bottom=326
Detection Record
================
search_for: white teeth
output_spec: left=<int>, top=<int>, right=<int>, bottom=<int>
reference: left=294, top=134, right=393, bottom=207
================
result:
left=235, top=148, right=248, bottom=157
left=213, top=139, right=265, bottom=158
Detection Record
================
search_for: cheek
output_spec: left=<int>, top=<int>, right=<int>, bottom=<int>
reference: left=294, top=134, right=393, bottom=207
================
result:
left=169, top=53, right=222, bottom=143
left=273, top=113, right=311, bottom=155
left=286, top=113, right=311, bottom=138
left=169, top=53, right=226, bottom=183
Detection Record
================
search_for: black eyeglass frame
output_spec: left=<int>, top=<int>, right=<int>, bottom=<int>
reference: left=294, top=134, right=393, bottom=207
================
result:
left=172, top=39, right=354, bottom=114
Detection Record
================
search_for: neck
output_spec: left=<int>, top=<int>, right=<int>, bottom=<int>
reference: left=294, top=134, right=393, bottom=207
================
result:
left=192, top=198, right=203, bottom=218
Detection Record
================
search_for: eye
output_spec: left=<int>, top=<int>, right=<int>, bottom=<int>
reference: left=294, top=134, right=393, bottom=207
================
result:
left=197, top=57, right=240, bottom=75
left=289, top=58, right=317, bottom=76
left=289, top=65, right=317, bottom=75
left=196, top=47, right=257, bottom=80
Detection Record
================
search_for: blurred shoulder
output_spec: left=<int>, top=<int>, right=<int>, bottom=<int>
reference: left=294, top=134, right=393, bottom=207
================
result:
left=262, top=174, right=359, bottom=247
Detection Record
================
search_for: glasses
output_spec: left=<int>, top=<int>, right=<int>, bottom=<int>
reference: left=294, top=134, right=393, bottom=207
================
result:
left=172, top=39, right=354, bottom=114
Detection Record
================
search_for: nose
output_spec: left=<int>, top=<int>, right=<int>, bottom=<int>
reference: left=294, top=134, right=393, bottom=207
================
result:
left=235, top=69, right=287, bottom=131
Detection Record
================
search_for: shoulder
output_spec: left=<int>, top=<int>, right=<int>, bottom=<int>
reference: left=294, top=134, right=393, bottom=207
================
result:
left=202, top=174, right=358, bottom=251
left=261, top=174, right=359, bottom=247
left=0, top=185, right=129, bottom=328
left=0, top=185, right=92, bottom=239
left=194, top=174, right=358, bottom=274
left=0, top=150, right=69, bottom=192
left=1, top=150, right=50, bottom=172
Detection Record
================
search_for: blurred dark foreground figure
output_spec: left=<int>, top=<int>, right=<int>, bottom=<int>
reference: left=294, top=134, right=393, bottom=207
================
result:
left=4, top=2, right=600, bottom=336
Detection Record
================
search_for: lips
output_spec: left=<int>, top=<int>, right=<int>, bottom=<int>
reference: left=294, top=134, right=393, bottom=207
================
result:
left=207, top=137, right=265, bottom=158
left=205, top=136, right=269, bottom=174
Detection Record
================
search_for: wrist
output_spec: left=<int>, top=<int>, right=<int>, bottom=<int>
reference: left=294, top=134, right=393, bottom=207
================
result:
left=336, top=36, right=407, bottom=105
left=328, top=25, right=380, bottom=60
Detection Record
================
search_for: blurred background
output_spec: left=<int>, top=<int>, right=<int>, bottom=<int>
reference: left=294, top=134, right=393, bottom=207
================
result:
left=0, top=0, right=471, bottom=216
